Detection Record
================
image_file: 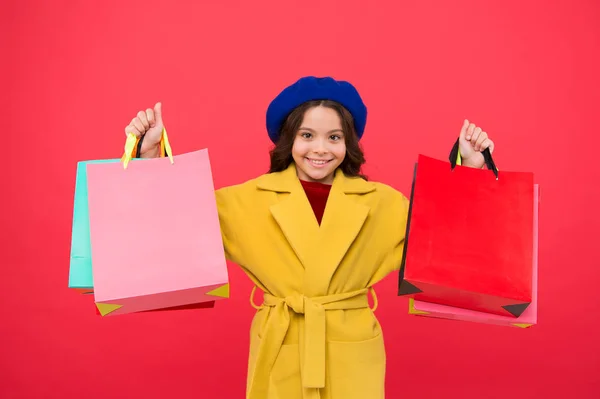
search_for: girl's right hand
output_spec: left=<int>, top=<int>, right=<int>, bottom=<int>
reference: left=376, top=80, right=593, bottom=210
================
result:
left=124, top=102, right=164, bottom=157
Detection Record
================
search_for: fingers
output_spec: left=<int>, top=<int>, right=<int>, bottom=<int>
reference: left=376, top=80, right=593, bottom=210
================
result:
left=463, top=120, right=494, bottom=152
left=479, top=138, right=494, bottom=153
left=133, top=116, right=145, bottom=133
left=146, top=108, right=155, bottom=128
left=124, top=104, right=162, bottom=138
left=124, top=116, right=145, bottom=138
left=125, top=120, right=140, bottom=137
left=137, top=111, right=150, bottom=130
left=459, top=119, right=469, bottom=140
left=469, top=126, right=481, bottom=143
left=474, top=130, right=486, bottom=150
left=465, top=123, right=474, bottom=140
left=154, top=102, right=163, bottom=125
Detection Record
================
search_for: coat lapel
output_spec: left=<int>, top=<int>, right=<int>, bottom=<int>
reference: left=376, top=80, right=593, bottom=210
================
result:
left=258, top=165, right=320, bottom=269
left=269, top=189, right=320, bottom=269
left=305, top=170, right=374, bottom=295
left=257, top=164, right=376, bottom=295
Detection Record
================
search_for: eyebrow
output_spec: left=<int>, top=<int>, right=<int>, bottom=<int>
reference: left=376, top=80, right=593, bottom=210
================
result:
left=299, top=127, right=344, bottom=134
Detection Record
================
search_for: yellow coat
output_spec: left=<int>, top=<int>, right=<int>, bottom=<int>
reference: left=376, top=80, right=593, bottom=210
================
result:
left=215, top=163, right=409, bottom=399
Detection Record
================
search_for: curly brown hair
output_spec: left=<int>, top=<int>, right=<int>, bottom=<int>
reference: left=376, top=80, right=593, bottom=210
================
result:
left=267, top=100, right=367, bottom=180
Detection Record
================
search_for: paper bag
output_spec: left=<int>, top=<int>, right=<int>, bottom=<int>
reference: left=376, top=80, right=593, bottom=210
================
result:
left=85, top=146, right=228, bottom=316
left=408, top=184, right=540, bottom=327
left=398, top=147, right=534, bottom=317
left=69, top=159, right=121, bottom=294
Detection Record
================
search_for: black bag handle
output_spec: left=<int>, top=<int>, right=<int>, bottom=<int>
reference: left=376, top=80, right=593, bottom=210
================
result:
left=449, top=137, right=499, bottom=179
left=134, top=134, right=169, bottom=158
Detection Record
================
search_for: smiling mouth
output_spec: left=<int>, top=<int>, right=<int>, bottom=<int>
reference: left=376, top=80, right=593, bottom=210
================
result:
left=305, top=158, right=333, bottom=166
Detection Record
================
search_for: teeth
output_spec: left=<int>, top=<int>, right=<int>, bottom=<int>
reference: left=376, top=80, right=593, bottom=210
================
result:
left=308, top=158, right=328, bottom=165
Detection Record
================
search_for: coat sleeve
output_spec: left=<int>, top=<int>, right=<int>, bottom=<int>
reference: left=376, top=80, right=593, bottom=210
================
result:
left=214, top=185, right=242, bottom=265
left=368, top=187, right=410, bottom=285
left=214, top=183, right=267, bottom=291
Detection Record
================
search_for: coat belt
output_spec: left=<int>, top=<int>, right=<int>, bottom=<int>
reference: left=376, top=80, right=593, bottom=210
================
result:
left=247, top=287, right=377, bottom=399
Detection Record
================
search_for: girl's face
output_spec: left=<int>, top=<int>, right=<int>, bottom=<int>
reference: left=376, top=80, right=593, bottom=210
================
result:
left=292, top=106, right=346, bottom=184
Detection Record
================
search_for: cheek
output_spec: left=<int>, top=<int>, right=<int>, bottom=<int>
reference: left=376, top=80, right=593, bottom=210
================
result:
left=292, top=141, right=306, bottom=157
left=334, top=144, right=347, bottom=161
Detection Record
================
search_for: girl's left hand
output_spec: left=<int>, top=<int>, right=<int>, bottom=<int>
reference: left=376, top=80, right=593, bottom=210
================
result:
left=458, top=119, right=495, bottom=169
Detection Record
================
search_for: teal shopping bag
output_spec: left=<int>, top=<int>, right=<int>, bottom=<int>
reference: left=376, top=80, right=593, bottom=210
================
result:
left=68, top=159, right=121, bottom=293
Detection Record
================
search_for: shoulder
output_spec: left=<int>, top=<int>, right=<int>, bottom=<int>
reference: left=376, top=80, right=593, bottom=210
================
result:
left=215, top=172, right=277, bottom=206
left=215, top=176, right=260, bottom=200
left=372, top=180, right=407, bottom=199
left=364, top=180, right=410, bottom=216
left=338, top=173, right=409, bottom=215
left=365, top=179, right=409, bottom=203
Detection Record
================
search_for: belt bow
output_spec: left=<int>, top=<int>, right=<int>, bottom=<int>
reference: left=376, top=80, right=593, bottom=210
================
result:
left=247, top=287, right=378, bottom=399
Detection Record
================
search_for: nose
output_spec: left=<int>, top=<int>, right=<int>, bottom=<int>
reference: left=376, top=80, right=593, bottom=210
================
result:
left=312, top=137, right=328, bottom=154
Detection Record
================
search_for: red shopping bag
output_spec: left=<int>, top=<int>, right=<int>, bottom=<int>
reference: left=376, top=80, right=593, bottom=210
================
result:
left=407, top=184, right=540, bottom=327
left=398, top=143, right=534, bottom=317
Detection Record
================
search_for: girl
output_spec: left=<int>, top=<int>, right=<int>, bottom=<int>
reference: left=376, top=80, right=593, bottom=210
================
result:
left=124, top=76, right=494, bottom=399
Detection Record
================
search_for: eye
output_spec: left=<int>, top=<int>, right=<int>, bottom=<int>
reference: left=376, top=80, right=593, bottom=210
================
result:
left=300, top=132, right=312, bottom=139
left=330, top=134, right=342, bottom=141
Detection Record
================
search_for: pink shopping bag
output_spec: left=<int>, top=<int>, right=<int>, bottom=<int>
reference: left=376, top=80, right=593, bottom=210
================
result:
left=407, top=184, right=540, bottom=328
left=85, top=146, right=229, bottom=316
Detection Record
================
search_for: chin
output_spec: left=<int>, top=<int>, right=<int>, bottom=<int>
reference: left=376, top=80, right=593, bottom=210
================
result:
left=307, top=172, right=331, bottom=182
left=304, top=166, right=337, bottom=182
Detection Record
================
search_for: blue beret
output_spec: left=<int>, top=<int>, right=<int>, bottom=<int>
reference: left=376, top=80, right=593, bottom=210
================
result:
left=266, top=76, right=367, bottom=143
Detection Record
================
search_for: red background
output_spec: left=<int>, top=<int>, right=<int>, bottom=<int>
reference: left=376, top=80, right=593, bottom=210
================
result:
left=2, top=0, right=599, bottom=397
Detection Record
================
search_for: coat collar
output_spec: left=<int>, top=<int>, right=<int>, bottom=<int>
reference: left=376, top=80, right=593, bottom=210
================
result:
left=256, top=163, right=375, bottom=296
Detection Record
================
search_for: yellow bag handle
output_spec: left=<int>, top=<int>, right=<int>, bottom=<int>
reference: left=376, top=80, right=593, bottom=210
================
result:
left=121, top=127, right=174, bottom=169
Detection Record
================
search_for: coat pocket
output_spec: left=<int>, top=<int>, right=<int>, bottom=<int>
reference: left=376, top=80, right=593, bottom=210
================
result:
left=325, top=333, right=386, bottom=399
